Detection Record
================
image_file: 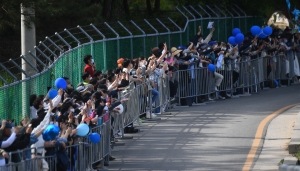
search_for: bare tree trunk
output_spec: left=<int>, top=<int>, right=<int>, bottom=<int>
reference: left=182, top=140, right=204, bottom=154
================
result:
left=146, top=0, right=152, bottom=16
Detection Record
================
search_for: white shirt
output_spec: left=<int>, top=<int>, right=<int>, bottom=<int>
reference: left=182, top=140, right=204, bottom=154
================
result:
left=216, top=54, right=224, bottom=69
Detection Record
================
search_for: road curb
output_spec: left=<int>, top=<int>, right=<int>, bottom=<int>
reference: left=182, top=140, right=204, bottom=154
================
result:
left=288, top=109, right=300, bottom=154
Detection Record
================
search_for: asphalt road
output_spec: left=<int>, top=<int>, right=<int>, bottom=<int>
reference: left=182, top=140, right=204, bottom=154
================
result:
left=109, top=84, right=300, bottom=171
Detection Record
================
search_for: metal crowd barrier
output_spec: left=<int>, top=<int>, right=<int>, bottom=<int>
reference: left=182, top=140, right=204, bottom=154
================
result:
left=175, top=51, right=300, bottom=103
left=1, top=51, right=300, bottom=170
left=0, top=116, right=111, bottom=171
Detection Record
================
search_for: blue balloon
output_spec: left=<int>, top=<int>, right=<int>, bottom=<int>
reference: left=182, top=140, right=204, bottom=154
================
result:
left=258, top=31, right=267, bottom=38
left=43, top=124, right=60, bottom=141
left=89, top=133, right=101, bottom=143
left=54, top=78, right=67, bottom=90
left=263, top=26, right=273, bottom=36
left=228, top=36, right=236, bottom=45
left=76, top=123, right=90, bottom=136
left=208, top=64, right=216, bottom=72
left=232, top=28, right=241, bottom=36
left=48, top=89, right=58, bottom=99
left=235, top=33, right=244, bottom=44
left=250, top=26, right=261, bottom=36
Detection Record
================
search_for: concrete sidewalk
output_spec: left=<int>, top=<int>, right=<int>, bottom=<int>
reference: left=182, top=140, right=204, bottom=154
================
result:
left=253, top=105, right=300, bottom=170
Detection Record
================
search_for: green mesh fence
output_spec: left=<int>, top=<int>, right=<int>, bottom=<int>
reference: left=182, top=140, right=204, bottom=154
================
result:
left=132, top=37, right=146, bottom=58
left=0, top=16, right=263, bottom=124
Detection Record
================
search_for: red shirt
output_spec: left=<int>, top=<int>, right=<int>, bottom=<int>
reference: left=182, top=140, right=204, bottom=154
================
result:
left=84, top=64, right=94, bottom=78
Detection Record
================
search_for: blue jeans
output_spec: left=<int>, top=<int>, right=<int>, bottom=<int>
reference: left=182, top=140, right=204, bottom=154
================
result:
left=152, top=89, right=160, bottom=113
left=151, top=89, right=159, bottom=104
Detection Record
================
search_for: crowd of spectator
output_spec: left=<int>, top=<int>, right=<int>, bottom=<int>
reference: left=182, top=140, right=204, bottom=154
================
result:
left=0, top=24, right=300, bottom=170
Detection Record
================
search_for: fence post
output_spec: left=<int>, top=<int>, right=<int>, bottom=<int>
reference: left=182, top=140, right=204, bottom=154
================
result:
left=9, top=59, right=29, bottom=77
left=222, top=5, right=234, bottom=32
left=34, top=46, right=53, bottom=63
left=182, top=6, right=196, bottom=36
left=90, top=24, right=106, bottom=39
left=39, top=41, right=58, bottom=59
left=55, top=32, right=72, bottom=50
left=230, top=6, right=241, bottom=29
left=90, top=23, right=107, bottom=71
left=0, top=75, right=7, bottom=85
left=28, top=51, right=46, bottom=68
left=189, top=5, right=203, bottom=32
left=234, top=4, right=247, bottom=33
left=130, top=20, right=146, bottom=57
left=0, top=63, right=18, bottom=81
left=118, top=21, right=134, bottom=59
left=105, top=22, right=120, bottom=59
left=197, top=5, right=211, bottom=37
left=168, top=17, right=183, bottom=44
left=20, top=55, right=39, bottom=73
left=78, top=25, right=93, bottom=42
left=206, top=5, right=220, bottom=40
left=144, top=19, right=159, bottom=46
left=214, top=5, right=228, bottom=41
left=64, top=28, right=81, bottom=46
left=156, top=18, right=171, bottom=46
left=46, top=36, right=64, bottom=54
left=176, top=7, right=190, bottom=44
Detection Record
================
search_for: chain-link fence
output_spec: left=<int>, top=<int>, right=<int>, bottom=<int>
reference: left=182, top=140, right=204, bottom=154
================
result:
left=0, top=5, right=263, bottom=123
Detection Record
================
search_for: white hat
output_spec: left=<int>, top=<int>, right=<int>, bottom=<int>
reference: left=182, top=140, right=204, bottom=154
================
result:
left=76, top=85, right=88, bottom=93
